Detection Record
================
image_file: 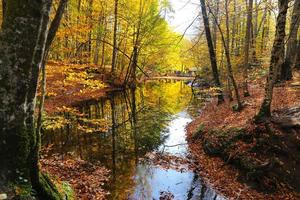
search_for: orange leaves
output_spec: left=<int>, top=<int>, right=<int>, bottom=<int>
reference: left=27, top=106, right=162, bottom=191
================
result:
left=43, top=105, right=110, bottom=133
left=41, top=153, right=110, bottom=200
left=42, top=63, right=109, bottom=114
left=186, top=81, right=300, bottom=200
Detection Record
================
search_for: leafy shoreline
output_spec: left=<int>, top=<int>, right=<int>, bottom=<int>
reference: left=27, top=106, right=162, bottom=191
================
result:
left=186, top=81, right=300, bottom=200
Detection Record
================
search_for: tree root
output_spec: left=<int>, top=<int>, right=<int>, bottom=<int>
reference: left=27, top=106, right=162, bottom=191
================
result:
left=34, top=173, right=64, bottom=200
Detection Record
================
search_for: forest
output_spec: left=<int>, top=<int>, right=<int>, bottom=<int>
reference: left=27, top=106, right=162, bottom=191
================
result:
left=0, top=0, right=300, bottom=199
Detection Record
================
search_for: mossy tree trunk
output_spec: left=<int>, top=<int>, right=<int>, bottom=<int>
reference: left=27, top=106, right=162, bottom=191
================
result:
left=255, top=0, right=288, bottom=122
left=0, top=0, right=62, bottom=199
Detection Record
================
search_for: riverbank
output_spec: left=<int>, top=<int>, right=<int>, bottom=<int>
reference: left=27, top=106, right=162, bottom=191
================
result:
left=186, top=80, right=300, bottom=199
left=42, top=62, right=193, bottom=113
left=40, top=77, right=205, bottom=199
left=40, top=149, right=110, bottom=200
left=40, top=62, right=116, bottom=199
left=43, top=62, right=118, bottom=114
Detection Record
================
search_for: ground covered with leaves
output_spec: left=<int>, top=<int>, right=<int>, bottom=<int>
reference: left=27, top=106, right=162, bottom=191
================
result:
left=42, top=62, right=116, bottom=114
left=186, top=77, right=300, bottom=199
left=41, top=147, right=110, bottom=200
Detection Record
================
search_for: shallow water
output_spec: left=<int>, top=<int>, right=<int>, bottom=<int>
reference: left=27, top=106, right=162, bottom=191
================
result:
left=43, top=80, right=225, bottom=200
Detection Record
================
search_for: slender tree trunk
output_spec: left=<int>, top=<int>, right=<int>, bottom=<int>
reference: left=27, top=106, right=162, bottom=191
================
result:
left=212, top=0, right=220, bottom=50
left=35, top=0, right=68, bottom=186
left=261, top=0, right=270, bottom=54
left=94, top=12, right=104, bottom=65
left=252, top=0, right=258, bottom=61
left=200, top=0, right=224, bottom=103
left=111, top=0, right=119, bottom=74
left=130, top=45, right=139, bottom=86
left=75, top=0, right=82, bottom=62
left=264, top=0, right=272, bottom=51
left=225, top=0, right=243, bottom=110
left=243, top=0, right=253, bottom=97
left=129, top=0, right=144, bottom=87
left=87, top=0, right=93, bottom=63
left=64, top=3, right=70, bottom=59
left=255, top=0, right=288, bottom=121
left=101, top=18, right=107, bottom=69
left=231, top=0, right=237, bottom=54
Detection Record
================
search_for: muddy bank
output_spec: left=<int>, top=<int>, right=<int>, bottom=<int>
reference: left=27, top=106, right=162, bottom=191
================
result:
left=186, top=82, right=300, bottom=199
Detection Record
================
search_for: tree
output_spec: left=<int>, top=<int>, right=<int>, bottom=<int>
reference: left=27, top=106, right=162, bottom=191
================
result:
left=282, top=0, right=300, bottom=80
left=111, top=0, right=119, bottom=74
left=36, top=0, right=69, bottom=187
left=200, top=0, right=224, bottom=103
left=0, top=1, right=64, bottom=199
left=206, top=0, right=242, bottom=110
left=243, top=0, right=253, bottom=97
left=255, top=0, right=289, bottom=121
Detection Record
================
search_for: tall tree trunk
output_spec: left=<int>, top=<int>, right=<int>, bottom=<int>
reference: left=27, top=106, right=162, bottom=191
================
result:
left=282, top=0, right=300, bottom=79
left=101, top=18, right=107, bottom=69
left=130, top=45, right=139, bottom=86
left=94, top=11, right=105, bottom=65
left=75, top=0, right=82, bottom=62
left=263, top=0, right=272, bottom=52
left=252, top=0, right=258, bottom=61
left=0, top=0, right=63, bottom=199
left=111, top=0, right=119, bottom=74
left=35, top=1, right=68, bottom=192
left=87, top=0, right=93, bottom=63
left=231, top=0, right=237, bottom=54
left=212, top=0, right=220, bottom=50
left=255, top=0, right=288, bottom=122
left=200, top=0, right=224, bottom=103
left=225, top=0, right=243, bottom=110
left=243, top=0, right=253, bottom=97
left=129, top=0, right=144, bottom=87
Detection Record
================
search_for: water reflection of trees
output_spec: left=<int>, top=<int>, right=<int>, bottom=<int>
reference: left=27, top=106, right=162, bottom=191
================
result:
left=42, top=81, right=206, bottom=199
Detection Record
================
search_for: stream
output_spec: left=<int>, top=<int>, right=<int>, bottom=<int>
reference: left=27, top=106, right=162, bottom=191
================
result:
left=43, top=80, right=225, bottom=200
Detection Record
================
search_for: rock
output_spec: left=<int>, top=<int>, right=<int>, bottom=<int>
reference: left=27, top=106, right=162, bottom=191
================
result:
left=272, top=106, right=300, bottom=128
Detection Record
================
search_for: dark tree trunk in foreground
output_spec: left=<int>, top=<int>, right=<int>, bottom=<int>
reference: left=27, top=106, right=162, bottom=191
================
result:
left=0, top=1, right=63, bottom=199
left=282, top=0, right=300, bottom=79
left=200, top=0, right=224, bottom=103
left=255, top=0, right=288, bottom=121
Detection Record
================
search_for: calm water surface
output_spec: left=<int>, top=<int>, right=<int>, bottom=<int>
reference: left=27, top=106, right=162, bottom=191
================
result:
left=43, top=80, right=225, bottom=200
